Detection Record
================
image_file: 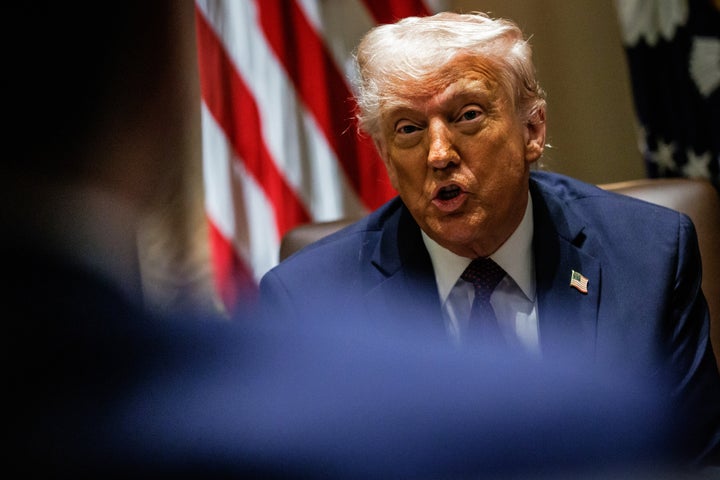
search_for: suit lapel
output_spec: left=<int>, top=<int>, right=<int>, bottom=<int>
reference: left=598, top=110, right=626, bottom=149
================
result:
left=531, top=179, right=600, bottom=359
left=364, top=204, right=446, bottom=336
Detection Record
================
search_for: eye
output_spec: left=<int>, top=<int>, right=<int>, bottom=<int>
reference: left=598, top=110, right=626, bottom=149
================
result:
left=456, top=107, right=483, bottom=123
left=395, top=121, right=422, bottom=135
left=392, top=119, right=425, bottom=148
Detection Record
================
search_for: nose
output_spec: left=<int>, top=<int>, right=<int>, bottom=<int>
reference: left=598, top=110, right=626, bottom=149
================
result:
left=427, top=119, right=458, bottom=169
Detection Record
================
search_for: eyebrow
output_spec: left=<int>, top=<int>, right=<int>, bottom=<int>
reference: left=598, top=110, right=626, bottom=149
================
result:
left=385, top=88, right=495, bottom=119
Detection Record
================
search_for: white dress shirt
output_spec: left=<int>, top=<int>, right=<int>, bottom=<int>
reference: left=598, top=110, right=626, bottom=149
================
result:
left=421, top=193, right=540, bottom=354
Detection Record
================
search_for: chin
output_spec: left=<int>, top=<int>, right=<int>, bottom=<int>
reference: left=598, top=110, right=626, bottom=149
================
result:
left=429, top=223, right=476, bottom=246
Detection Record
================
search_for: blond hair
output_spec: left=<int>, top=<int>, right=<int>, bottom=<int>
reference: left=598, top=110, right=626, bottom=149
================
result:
left=352, top=11, right=546, bottom=138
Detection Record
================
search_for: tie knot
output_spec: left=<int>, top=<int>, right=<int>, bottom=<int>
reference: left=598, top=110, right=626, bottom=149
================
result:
left=461, top=257, right=506, bottom=300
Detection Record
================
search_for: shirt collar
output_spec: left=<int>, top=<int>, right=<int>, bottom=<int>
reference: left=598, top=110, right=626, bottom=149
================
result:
left=421, top=192, right=535, bottom=303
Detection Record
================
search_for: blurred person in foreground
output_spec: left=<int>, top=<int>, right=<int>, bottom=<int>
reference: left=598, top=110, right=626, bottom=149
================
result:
left=0, top=3, right=706, bottom=479
left=259, top=11, right=720, bottom=467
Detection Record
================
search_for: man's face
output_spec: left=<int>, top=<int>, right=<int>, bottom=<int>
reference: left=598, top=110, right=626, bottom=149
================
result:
left=374, top=58, right=545, bottom=258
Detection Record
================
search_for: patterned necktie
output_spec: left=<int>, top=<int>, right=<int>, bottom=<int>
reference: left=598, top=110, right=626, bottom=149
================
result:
left=460, top=257, right=507, bottom=346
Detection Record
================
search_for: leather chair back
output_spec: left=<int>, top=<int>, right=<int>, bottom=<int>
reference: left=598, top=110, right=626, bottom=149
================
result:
left=279, top=218, right=359, bottom=262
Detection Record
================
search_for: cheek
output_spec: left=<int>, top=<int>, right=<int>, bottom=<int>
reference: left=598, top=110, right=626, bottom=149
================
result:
left=385, top=160, right=399, bottom=190
left=397, top=170, right=428, bottom=198
left=375, top=140, right=399, bottom=190
left=471, top=131, right=525, bottom=169
left=386, top=149, right=426, bottom=189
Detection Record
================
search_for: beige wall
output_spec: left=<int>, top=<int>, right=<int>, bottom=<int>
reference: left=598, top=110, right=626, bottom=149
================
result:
left=452, top=0, right=646, bottom=184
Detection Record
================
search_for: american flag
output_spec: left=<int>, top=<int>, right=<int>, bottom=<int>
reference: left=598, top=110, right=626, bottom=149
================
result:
left=194, top=0, right=444, bottom=311
left=570, top=270, right=589, bottom=294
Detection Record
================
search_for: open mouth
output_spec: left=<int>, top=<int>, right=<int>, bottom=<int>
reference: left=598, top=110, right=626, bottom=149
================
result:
left=437, top=185, right=462, bottom=200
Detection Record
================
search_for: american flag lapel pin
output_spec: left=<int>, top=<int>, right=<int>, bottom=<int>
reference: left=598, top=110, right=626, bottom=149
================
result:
left=570, top=270, right=589, bottom=294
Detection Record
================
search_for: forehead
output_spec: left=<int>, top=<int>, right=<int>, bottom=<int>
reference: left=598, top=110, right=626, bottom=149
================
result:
left=381, top=56, right=508, bottom=115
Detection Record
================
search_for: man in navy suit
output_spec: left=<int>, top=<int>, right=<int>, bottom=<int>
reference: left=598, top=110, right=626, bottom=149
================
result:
left=259, top=12, right=720, bottom=465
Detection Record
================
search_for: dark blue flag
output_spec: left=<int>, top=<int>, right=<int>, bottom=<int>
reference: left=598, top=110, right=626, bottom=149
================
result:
left=616, top=0, right=719, bottom=191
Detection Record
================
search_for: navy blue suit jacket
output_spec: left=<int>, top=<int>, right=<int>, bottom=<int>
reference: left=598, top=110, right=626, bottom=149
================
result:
left=260, top=171, right=720, bottom=464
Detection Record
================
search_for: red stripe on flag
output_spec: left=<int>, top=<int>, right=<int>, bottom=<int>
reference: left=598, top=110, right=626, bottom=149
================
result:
left=256, top=0, right=395, bottom=211
left=195, top=6, right=311, bottom=236
left=207, top=218, right=258, bottom=312
left=360, top=0, right=432, bottom=24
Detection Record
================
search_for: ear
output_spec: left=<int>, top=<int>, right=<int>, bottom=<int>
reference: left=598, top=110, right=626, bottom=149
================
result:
left=374, top=137, right=399, bottom=190
left=524, top=108, right=546, bottom=163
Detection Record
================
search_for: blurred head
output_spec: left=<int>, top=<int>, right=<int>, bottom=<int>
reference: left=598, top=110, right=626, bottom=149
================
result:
left=353, top=12, right=546, bottom=258
left=5, top=1, right=187, bottom=210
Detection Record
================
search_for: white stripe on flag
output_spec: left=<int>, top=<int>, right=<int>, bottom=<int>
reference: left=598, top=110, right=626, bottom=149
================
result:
left=201, top=105, right=280, bottom=280
left=296, top=0, right=377, bottom=86
left=197, top=0, right=365, bottom=222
